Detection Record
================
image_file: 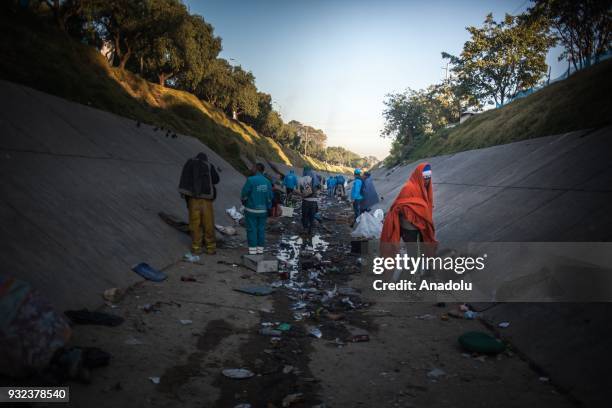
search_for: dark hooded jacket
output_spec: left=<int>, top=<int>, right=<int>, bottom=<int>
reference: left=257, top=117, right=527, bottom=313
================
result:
left=361, top=175, right=380, bottom=209
left=179, top=153, right=220, bottom=200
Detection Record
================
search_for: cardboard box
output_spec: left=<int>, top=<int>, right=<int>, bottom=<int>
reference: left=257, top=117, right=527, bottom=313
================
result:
left=242, top=254, right=279, bottom=273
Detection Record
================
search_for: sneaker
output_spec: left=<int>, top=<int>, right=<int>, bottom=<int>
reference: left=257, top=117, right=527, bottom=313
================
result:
left=256, top=247, right=264, bottom=254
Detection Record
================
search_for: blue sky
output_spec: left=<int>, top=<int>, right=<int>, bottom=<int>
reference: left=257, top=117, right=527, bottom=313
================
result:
left=186, top=0, right=566, bottom=159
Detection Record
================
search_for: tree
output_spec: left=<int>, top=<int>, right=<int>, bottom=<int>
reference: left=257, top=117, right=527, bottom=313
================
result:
left=227, top=65, right=259, bottom=119
left=138, top=0, right=221, bottom=87
left=528, top=0, right=611, bottom=71
left=443, top=13, right=555, bottom=106
left=287, top=121, right=327, bottom=157
left=196, top=58, right=235, bottom=107
left=85, top=0, right=151, bottom=70
left=381, top=83, right=464, bottom=162
left=381, top=88, right=429, bottom=147
left=40, top=0, right=83, bottom=32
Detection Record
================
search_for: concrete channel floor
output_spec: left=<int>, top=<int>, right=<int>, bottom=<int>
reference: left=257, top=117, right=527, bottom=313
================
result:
left=66, top=197, right=573, bottom=408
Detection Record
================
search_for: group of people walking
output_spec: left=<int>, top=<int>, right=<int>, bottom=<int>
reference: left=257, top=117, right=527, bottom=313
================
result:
left=179, top=152, right=436, bottom=259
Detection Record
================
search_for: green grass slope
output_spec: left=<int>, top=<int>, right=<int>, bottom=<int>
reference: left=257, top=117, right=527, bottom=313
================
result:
left=402, top=59, right=612, bottom=163
left=0, top=11, right=351, bottom=175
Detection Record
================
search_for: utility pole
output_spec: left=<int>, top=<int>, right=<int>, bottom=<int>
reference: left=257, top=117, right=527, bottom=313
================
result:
left=442, top=61, right=450, bottom=81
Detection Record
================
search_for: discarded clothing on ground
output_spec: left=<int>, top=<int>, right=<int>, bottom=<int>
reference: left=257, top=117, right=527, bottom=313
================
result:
left=0, top=275, right=72, bottom=377
left=132, top=262, right=168, bottom=282
left=64, top=309, right=124, bottom=327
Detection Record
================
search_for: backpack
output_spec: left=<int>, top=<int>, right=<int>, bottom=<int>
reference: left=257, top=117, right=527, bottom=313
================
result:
left=300, top=178, right=313, bottom=197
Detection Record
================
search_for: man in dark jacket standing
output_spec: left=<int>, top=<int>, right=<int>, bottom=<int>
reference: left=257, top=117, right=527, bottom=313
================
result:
left=179, top=152, right=220, bottom=255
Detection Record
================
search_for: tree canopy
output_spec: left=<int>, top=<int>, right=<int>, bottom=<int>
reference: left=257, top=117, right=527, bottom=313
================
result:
left=443, top=13, right=555, bottom=106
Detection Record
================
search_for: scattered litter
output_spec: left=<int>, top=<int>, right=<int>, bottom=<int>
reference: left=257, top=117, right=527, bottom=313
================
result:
left=218, top=260, right=240, bottom=267
left=148, top=376, right=160, bottom=384
left=234, top=285, right=274, bottom=296
left=350, top=334, right=370, bottom=343
left=416, top=314, right=435, bottom=320
left=259, top=328, right=282, bottom=337
left=463, top=310, right=478, bottom=320
left=458, top=331, right=505, bottom=354
left=234, top=404, right=252, bottom=408
left=124, top=336, right=143, bottom=345
left=222, top=368, right=254, bottom=379
left=179, top=319, right=193, bottom=325
left=282, top=365, right=294, bottom=374
left=498, top=321, right=511, bottom=328
left=341, top=297, right=356, bottom=309
left=282, top=393, right=303, bottom=407
left=277, top=323, right=292, bottom=332
left=226, top=206, right=244, bottom=221
left=291, top=301, right=307, bottom=310
left=180, top=275, right=197, bottom=282
left=440, top=313, right=449, bottom=321
left=308, top=327, right=323, bottom=339
left=183, top=253, right=200, bottom=263
left=103, top=288, right=124, bottom=303
left=132, top=262, right=167, bottom=282
left=314, top=253, right=323, bottom=261
left=427, top=368, right=446, bottom=379
left=215, top=224, right=237, bottom=235
left=539, top=376, right=550, bottom=382
left=64, top=309, right=124, bottom=327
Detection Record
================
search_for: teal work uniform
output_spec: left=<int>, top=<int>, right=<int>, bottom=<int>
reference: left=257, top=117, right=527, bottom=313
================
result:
left=241, top=173, right=273, bottom=248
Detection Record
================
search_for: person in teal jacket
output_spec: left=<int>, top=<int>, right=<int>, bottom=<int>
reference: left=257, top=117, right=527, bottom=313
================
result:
left=241, top=163, right=273, bottom=255
left=351, top=168, right=364, bottom=223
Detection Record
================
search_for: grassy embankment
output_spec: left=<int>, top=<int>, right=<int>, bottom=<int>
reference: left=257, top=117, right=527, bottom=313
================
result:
left=395, top=58, right=612, bottom=164
left=0, top=11, right=351, bottom=175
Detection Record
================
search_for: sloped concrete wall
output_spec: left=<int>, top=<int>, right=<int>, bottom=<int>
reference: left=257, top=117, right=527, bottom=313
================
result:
left=0, top=80, right=245, bottom=311
left=370, top=129, right=612, bottom=407
left=371, top=127, right=612, bottom=241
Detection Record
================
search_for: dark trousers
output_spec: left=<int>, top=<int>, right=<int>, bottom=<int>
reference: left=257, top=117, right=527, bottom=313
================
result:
left=301, top=200, right=318, bottom=233
left=353, top=200, right=363, bottom=219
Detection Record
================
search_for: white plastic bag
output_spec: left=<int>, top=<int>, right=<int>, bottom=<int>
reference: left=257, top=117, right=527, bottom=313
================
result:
left=373, top=208, right=384, bottom=222
left=226, top=206, right=243, bottom=221
left=351, top=212, right=383, bottom=239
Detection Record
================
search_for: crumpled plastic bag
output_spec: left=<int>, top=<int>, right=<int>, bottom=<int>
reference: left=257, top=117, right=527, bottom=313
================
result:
left=215, top=224, right=237, bottom=235
left=373, top=208, right=384, bottom=222
left=226, top=206, right=243, bottom=221
left=351, top=212, right=382, bottom=239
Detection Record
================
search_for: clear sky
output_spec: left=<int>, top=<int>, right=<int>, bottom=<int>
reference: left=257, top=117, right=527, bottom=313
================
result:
left=185, top=0, right=566, bottom=160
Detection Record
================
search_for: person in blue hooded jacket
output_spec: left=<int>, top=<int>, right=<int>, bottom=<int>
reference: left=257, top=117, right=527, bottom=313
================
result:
left=326, top=176, right=337, bottom=198
left=351, top=169, right=364, bottom=223
left=361, top=171, right=380, bottom=211
left=241, top=163, right=273, bottom=255
left=283, top=170, right=298, bottom=194
left=335, top=174, right=346, bottom=196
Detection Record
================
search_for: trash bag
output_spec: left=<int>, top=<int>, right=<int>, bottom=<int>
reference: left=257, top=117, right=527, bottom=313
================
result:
left=226, top=206, right=243, bottom=221
left=351, top=212, right=382, bottom=239
left=373, top=208, right=384, bottom=222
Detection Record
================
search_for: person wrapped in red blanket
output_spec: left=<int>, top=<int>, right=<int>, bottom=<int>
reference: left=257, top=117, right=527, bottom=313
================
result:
left=380, top=163, right=437, bottom=257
